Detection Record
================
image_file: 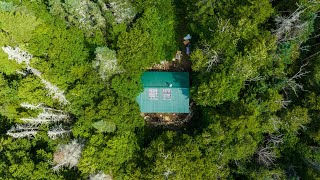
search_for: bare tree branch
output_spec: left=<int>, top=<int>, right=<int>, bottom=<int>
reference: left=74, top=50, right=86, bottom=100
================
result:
left=53, top=139, right=84, bottom=171
left=256, top=146, right=277, bottom=167
left=273, top=4, right=310, bottom=42
left=201, top=44, right=223, bottom=71
left=266, top=134, right=284, bottom=146
left=289, top=63, right=310, bottom=81
left=20, top=103, right=69, bottom=125
left=6, top=124, right=39, bottom=138
left=275, top=100, right=292, bottom=109
left=48, top=125, right=71, bottom=140
left=163, top=169, right=174, bottom=180
left=1, top=46, right=32, bottom=65
left=270, top=117, right=282, bottom=131
left=285, top=63, right=310, bottom=96
left=217, top=18, right=230, bottom=32
left=89, top=172, right=112, bottom=180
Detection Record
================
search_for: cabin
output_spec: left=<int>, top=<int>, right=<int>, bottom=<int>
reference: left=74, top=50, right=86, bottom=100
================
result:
left=136, top=72, right=190, bottom=113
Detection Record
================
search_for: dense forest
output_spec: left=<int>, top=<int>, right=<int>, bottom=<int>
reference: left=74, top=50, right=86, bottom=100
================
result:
left=0, top=0, right=320, bottom=179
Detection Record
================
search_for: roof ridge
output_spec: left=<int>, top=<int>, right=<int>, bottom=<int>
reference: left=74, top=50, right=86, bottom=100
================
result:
left=143, top=86, right=189, bottom=88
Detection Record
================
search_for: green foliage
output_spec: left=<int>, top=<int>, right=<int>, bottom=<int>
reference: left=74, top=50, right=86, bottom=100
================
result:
left=144, top=131, right=230, bottom=179
left=0, top=1, right=15, bottom=12
left=281, top=106, right=310, bottom=133
left=0, top=0, right=319, bottom=179
left=112, top=0, right=176, bottom=99
left=117, top=5, right=175, bottom=71
left=0, top=137, right=64, bottom=179
left=190, top=0, right=276, bottom=106
left=0, top=10, right=41, bottom=43
left=92, top=120, right=116, bottom=133
left=248, top=168, right=286, bottom=179
left=48, top=0, right=106, bottom=42
left=109, top=0, right=136, bottom=24
left=111, top=73, right=143, bottom=99
left=78, top=132, right=138, bottom=176
left=93, top=46, right=123, bottom=80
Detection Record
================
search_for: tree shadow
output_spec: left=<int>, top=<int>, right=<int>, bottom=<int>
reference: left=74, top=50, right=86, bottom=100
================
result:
left=172, top=72, right=189, bottom=99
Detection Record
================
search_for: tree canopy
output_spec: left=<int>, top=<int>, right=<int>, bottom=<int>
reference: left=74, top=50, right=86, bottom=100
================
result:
left=0, top=0, right=320, bottom=179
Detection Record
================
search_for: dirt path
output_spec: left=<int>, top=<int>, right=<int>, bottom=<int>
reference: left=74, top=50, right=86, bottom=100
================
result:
left=173, top=0, right=192, bottom=72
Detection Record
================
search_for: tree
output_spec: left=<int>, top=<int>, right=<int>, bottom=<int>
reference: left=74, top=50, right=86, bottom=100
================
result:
left=48, top=0, right=106, bottom=39
left=281, top=106, right=310, bottom=133
left=190, top=0, right=276, bottom=106
left=93, top=46, right=123, bottom=80
left=6, top=124, right=38, bottom=138
left=1, top=46, right=33, bottom=65
left=0, top=8, right=42, bottom=43
left=78, top=132, right=139, bottom=176
left=89, top=172, right=112, bottom=180
left=0, top=1, right=16, bottom=12
left=53, top=139, right=84, bottom=171
left=144, top=131, right=231, bottom=179
left=0, top=136, right=65, bottom=179
left=108, top=0, right=136, bottom=24
left=92, top=120, right=116, bottom=133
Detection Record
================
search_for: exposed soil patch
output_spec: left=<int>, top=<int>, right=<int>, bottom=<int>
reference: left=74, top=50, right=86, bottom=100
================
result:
left=142, top=111, right=192, bottom=126
left=147, top=50, right=191, bottom=72
left=141, top=103, right=193, bottom=127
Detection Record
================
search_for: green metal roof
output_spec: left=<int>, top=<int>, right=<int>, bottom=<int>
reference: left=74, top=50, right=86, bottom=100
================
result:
left=136, top=72, right=190, bottom=113
left=141, top=72, right=189, bottom=88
